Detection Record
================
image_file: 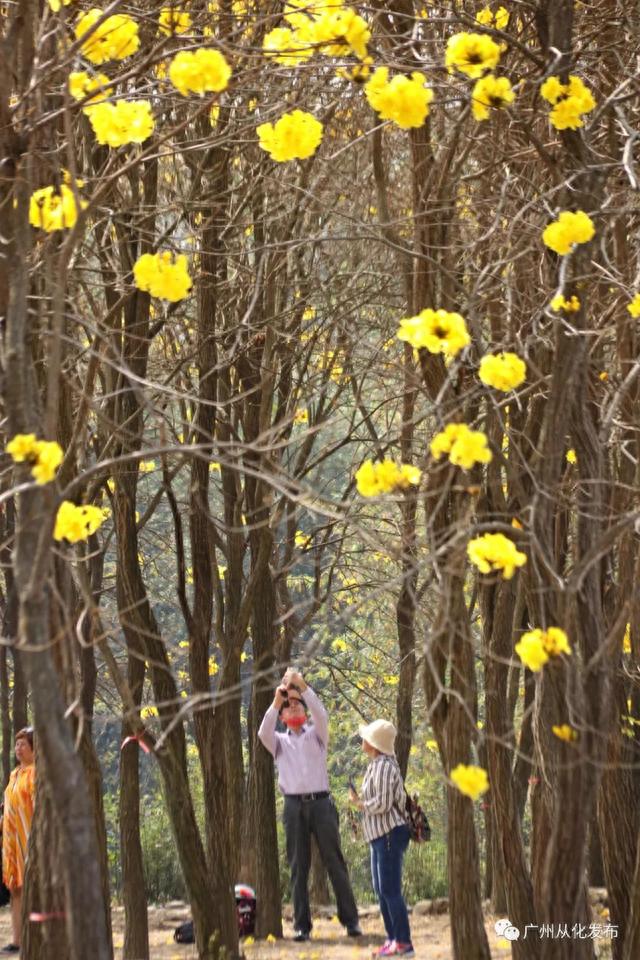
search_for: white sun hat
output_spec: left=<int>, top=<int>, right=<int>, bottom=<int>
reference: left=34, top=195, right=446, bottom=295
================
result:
left=358, top=719, right=397, bottom=756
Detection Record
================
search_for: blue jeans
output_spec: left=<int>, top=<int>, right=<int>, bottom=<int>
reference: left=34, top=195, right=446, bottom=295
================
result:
left=370, top=823, right=412, bottom=944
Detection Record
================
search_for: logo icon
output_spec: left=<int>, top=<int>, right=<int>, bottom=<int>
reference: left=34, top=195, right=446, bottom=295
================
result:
left=495, top=919, right=520, bottom=941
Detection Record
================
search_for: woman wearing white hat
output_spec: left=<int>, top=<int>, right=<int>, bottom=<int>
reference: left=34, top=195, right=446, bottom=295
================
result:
left=348, top=719, right=414, bottom=958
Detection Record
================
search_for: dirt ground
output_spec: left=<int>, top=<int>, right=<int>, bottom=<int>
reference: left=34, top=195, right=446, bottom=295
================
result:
left=122, top=909, right=515, bottom=960
left=0, top=903, right=615, bottom=958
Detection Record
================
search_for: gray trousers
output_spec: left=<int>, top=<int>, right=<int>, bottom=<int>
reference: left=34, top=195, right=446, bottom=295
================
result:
left=283, top=795, right=359, bottom=933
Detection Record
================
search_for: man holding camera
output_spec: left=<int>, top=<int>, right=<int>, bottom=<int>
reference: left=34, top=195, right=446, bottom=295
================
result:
left=258, top=668, right=361, bottom=942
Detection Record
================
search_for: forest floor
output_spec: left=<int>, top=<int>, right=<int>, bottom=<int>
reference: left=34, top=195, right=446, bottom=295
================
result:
left=0, top=903, right=615, bottom=958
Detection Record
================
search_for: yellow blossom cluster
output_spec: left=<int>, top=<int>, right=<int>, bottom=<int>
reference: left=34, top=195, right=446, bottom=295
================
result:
left=467, top=532, right=526, bottom=580
left=445, top=32, right=501, bottom=79
left=542, top=210, right=595, bottom=256
left=29, top=184, right=85, bottom=232
left=478, top=352, right=527, bottom=391
left=430, top=424, right=493, bottom=470
left=69, top=72, right=113, bottom=112
left=355, top=460, right=421, bottom=497
left=627, top=293, right=640, bottom=318
left=552, top=724, right=577, bottom=742
left=133, top=252, right=193, bottom=302
left=397, top=309, right=470, bottom=359
left=158, top=7, right=192, bottom=36
left=450, top=764, right=489, bottom=801
left=54, top=501, right=109, bottom=543
left=263, top=0, right=370, bottom=65
left=257, top=110, right=323, bottom=162
left=471, top=74, right=515, bottom=121
left=6, top=434, right=64, bottom=485
left=88, top=101, right=155, bottom=148
left=515, top=627, right=571, bottom=672
left=75, top=10, right=140, bottom=65
left=365, top=68, right=433, bottom=129
left=541, top=75, right=596, bottom=131
left=169, top=48, right=232, bottom=96
left=476, top=6, right=509, bottom=30
left=550, top=293, right=580, bottom=313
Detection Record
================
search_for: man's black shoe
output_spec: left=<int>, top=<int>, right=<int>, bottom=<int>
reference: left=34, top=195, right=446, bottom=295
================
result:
left=347, top=925, right=363, bottom=937
left=0, top=945, right=20, bottom=955
left=293, top=931, right=310, bottom=942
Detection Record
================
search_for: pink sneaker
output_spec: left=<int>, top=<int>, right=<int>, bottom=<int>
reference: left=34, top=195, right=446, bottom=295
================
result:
left=375, top=942, right=395, bottom=957
left=394, top=944, right=415, bottom=958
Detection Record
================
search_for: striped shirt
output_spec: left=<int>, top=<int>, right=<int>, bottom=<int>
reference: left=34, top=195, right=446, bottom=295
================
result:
left=360, top=754, right=407, bottom=842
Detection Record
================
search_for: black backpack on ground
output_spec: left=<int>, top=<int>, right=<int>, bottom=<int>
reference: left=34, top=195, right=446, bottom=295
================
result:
left=174, top=884, right=256, bottom=943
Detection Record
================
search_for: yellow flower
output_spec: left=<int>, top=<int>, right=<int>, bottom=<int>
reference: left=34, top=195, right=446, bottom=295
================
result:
left=471, top=74, right=515, bottom=121
left=541, top=627, right=571, bottom=657
left=515, top=633, right=548, bottom=671
left=75, top=10, right=140, bottom=65
left=476, top=6, right=509, bottom=29
left=445, top=32, right=501, bottom=79
left=550, top=294, right=580, bottom=313
left=263, top=26, right=313, bottom=65
left=139, top=460, right=156, bottom=473
left=516, top=627, right=571, bottom=670
left=169, top=48, right=232, bottom=96
left=31, top=441, right=65, bottom=484
left=257, top=110, right=323, bottom=162
left=68, top=71, right=113, bottom=112
left=29, top=184, right=84, bottom=232
left=478, top=352, right=526, bottom=391
left=450, top=764, right=489, bottom=800
left=265, top=933, right=277, bottom=944
left=7, top=435, right=64, bottom=485
left=133, top=252, right=192, bottom=302
left=430, top=423, right=492, bottom=470
left=47, top=0, right=72, bottom=10
left=88, top=101, right=155, bottom=148
left=397, top=308, right=470, bottom=359
left=566, top=448, right=577, bottom=464
left=541, top=75, right=596, bottom=130
left=467, top=532, right=527, bottom=580
left=539, top=76, right=566, bottom=104
left=543, top=210, right=595, bottom=255
left=208, top=656, right=219, bottom=676
left=311, top=7, right=371, bottom=60
left=627, top=293, right=640, bottom=318
left=295, top=531, right=311, bottom=548
left=623, top=623, right=631, bottom=654
left=158, top=7, right=192, bottom=35
left=552, top=724, right=577, bottom=742
left=365, top=68, right=434, bottom=129
left=293, top=408, right=309, bottom=425
left=355, top=460, right=421, bottom=497
left=6, top=434, right=40, bottom=463
left=140, top=705, right=158, bottom=719
left=54, top=501, right=108, bottom=542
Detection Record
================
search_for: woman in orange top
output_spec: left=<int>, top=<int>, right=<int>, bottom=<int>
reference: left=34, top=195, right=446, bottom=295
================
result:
left=1, top=728, right=35, bottom=954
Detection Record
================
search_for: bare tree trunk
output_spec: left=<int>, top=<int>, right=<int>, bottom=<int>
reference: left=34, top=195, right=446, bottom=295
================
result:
left=119, top=652, right=148, bottom=960
left=247, top=553, right=283, bottom=938
left=18, top=609, right=111, bottom=960
left=22, top=772, right=70, bottom=960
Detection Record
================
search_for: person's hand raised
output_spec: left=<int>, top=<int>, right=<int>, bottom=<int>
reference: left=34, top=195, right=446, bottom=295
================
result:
left=283, top=667, right=307, bottom=692
left=273, top=685, right=289, bottom=710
